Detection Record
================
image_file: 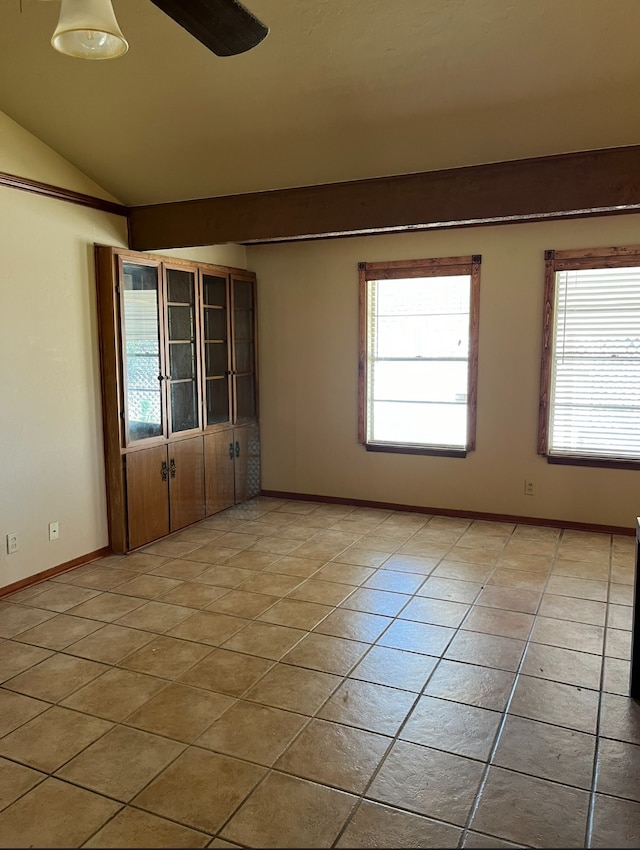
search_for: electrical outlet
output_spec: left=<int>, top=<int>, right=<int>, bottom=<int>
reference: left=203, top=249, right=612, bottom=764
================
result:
left=48, top=522, right=59, bottom=541
left=6, top=533, right=18, bottom=554
left=524, top=480, right=536, bottom=496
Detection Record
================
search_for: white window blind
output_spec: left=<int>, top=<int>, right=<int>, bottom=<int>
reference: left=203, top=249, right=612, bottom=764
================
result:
left=367, top=275, right=472, bottom=449
left=549, top=266, right=640, bottom=460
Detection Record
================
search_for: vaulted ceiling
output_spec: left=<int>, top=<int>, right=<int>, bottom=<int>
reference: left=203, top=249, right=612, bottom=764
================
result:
left=1, top=0, right=639, bottom=207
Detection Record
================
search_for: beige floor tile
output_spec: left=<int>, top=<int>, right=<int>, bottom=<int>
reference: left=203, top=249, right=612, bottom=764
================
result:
left=349, top=645, right=438, bottom=692
left=205, top=589, right=278, bottom=618
left=417, top=576, right=482, bottom=603
left=84, top=806, right=211, bottom=848
left=453, top=532, right=508, bottom=551
left=113, top=575, right=182, bottom=600
left=293, top=541, right=352, bottom=561
left=0, top=603, right=57, bottom=638
left=401, top=695, right=502, bottom=760
left=530, top=616, right=605, bottom=655
left=368, top=739, right=484, bottom=825
left=167, top=611, right=250, bottom=645
left=338, top=586, right=410, bottom=616
left=247, top=536, right=301, bottom=555
left=157, top=581, right=228, bottom=610
left=493, top=714, right=596, bottom=788
left=119, top=635, right=213, bottom=679
left=226, top=550, right=282, bottom=570
left=503, top=537, right=558, bottom=557
left=497, top=552, right=554, bottom=573
left=424, top=659, right=515, bottom=711
left=599, top=692, right=640, bottom=745
left=239, top=572, right=305, bottom=596
left=67, top=592, right=146, bottom=622
left=433, top=561, right=494, bottom=583
left=334, top=547, right=390, bottom=568
left=275, top=718, right=390, bottom=793
left=148, top=559, right=211, bottom=581
left=471, top=766, right=589, bottom=846
left=445, top=546, right=500, bottom=566
left=474, top=585, right=541, bottom=614
left=54, top=566, right=139, bottom=592
left=590, top=793, right=640, bottom=848
left=544, top=575, right=608, bottom=601
left=0, top=689, right=49, bottom=737
left=397, top=541, right=451, bottom=558
left=597, top=739, right=640, bottom=801
left=0, top=705, right=112, bottom=772
left=315, top=563, right=376, bottom=586
left=318, top=677, right=415, bottom=735
left=606, top=627, right=632, bottom=660
left=0, top=757, right=44, bottom=812
left=487, top=567, right=547, bottom=592
left=182, top=544, right=238, bottom=565
left=65, top=623, right=155, bottom=664
left=282, top=632, right=369, bottom=675
left=20, top=583, right=101, bottom=613
left=538, top=593, right=607, bottom=626
left=288, top=579, right=355, bottom=606
left=0, top=777, right=120, bottom=847
left=444, top=629, right=526, bottom=672
left=264, top=555, right=324, bottom=577
left=3, top=652, right=108, bottom=702
left=57, top=725, right=185, bottom=801
left=119, top=552, right=173, bottom=572
left=115, top=600, right=199, bottom=633
left=512, top=524, right=561, bottom=542
left=552, top=558, right=610, bottom=582
left=608, top=603, right=634, bottom=630
left=314, top=608, right=392, bottom=643
left=126, top=683, right=234, bottom=743
left=336, top=799, right=462, bottom=848
left=380, top=553, right=439, bottom=575
left=0, top=640, right=52, bottom=682
left=14, top=613, right=103, bottom=650
left=244, top=662, right=341, bottom=715
left=313, top=530, right=364, bottom=547
left=603, top=656, right=631, bottom=696
left=221, top=620, right=306, bottom=660
left=141, top=540, right=202, bottom=559
left=461, top=606, right=534, bottom=640
left=257, top=598, right=332, bottom=630
left=61, top=667, right=166, bottom=721
left=179, top=647, right=274, bottom=696
left=133, top=747, right=265, bottom=834
left=520, top=643, right=602, bottom=689
left=611, top=563, right=635, bottom=585
left=378, top=618, right=455, bottom=655
left=463, top=832, right=525, bottom=848
left=363, top=569, right=426, bottom=593
left=222, top=771, right=357, bottom=848
left=213, top=532, right=263, bottom=550
left=509, top=673, right=599, bottom=733
left=399, top=596, right=470, bottom=627
left=197, top=700, right=307, bottom=765
left=194, top=564, right=256, bottom=589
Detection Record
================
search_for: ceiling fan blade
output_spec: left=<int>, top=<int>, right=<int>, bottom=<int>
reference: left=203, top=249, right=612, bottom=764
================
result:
left=149, top=0, right=268, bottom=57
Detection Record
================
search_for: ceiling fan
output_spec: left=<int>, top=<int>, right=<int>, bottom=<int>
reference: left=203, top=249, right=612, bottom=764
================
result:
left=40, top=0, right=269, bottom=60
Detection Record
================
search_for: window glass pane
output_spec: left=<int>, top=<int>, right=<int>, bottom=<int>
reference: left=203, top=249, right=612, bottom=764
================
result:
left=376, top=315, right=469, bottom=359
left=170, top=381, right=198, bottom=432
left=206, top=377, right=230, bottom=424
left=371, top=401, right=467, bottom=447
left=372, top=361, right=468, bottom=404
left=166, top=268, right=194, bottom=304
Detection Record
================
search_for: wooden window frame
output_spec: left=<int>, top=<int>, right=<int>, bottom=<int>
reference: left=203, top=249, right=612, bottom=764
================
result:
left=358, top=255, right=481, bottom=457
left=538, top=245, right=640, bottom=470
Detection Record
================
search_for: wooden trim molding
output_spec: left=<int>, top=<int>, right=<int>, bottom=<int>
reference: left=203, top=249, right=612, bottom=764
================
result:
left=0, top=547, right=111, bottom=599
left=0, top=170, right=128, bottom=218
left=128, top=146, right=640, bottom=250
left=260, top=490, right=635, bottom=536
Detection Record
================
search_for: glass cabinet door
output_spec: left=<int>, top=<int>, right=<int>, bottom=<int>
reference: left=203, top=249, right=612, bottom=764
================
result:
left=202, top=273, right=231, bottom=425
left=165, top=267, right=200, bottom=434
left=121, top=262, right=165, bottom=442
left=232, top=276, right=257, bottom=422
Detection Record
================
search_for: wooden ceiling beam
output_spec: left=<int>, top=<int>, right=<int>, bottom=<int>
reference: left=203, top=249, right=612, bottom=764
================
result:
left=128, top=146, right=640, bottom=250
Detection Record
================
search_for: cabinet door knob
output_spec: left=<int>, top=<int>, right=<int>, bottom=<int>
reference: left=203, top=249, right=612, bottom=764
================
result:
left=235, top=441, right=240, bottom=458
left=161, top=460, right=169, bottom=481
left=229, top=442, right=235, bottom=460
left=170, top=458, right=176, bottom=478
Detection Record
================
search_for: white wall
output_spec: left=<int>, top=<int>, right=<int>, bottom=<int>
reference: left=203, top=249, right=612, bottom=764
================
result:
left=0, top=112, right=245, bottom=589
left=249, top=214, right=640, bottom=531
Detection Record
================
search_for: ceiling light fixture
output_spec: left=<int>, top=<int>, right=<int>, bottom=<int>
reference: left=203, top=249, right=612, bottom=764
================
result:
left=45, top=0, right=128, bottom=60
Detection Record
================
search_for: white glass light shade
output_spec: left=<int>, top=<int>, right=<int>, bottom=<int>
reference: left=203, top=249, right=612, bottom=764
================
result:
left=51, top=0, right=128, bottom=60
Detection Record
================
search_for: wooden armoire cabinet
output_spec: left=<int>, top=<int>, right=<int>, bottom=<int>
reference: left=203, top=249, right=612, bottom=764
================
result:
left=94, top=245, right=260, bottom=553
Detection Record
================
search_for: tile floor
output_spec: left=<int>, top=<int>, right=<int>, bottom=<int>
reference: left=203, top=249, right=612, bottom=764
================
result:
left=0, top=497, right=638, bottom=848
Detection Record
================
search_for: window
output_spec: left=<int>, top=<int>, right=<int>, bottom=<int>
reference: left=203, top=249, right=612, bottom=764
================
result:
left=538, top=246, right=640, bottom=468
left=358, top=255, right=481, bottom=455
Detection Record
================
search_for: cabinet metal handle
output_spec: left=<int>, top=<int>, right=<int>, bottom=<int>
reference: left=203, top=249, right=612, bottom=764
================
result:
left=235, top=441, right=240, bottom=458
left=229, top=442, right=235, bottom=460
left=170, top=458, right=176, bottom=478
left=161, top=460, right=169, bottom=481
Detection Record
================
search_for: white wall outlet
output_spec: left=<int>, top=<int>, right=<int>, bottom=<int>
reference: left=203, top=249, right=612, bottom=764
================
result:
left=524, top=480, right=536, bottom=496
left=48, top=521, right=59, bottom=541
left=6, top=532, right=18, bottom=554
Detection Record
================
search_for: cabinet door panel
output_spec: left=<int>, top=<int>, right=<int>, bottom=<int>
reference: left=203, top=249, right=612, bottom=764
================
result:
left=169, top=437, right=205, bottom=531
left=234, top=425, right=260, bottom=503
left=165, top=267, right=200, bottom=436
left=204, top=431, right=235, bottom=516
left=126, top=446, right=169, bottom=550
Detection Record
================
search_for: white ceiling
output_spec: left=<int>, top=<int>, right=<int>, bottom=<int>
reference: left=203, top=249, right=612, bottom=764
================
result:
left=1, top=0, right=639, bottom=206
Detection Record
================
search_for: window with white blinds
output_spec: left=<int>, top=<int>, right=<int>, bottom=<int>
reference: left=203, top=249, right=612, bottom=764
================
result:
left=540, top=247, right=640, bottom=465
left=358, top=256, right=481, bottom=455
